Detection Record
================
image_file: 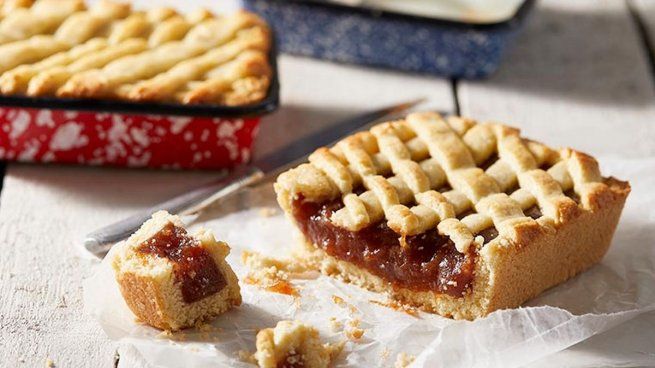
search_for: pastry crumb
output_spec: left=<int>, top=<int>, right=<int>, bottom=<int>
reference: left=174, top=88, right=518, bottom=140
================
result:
left=331, top=294, right=361, bottom=335
left=328, top=317, right=343, bottom=333
left=325, top=340, right=346, bottom=361
left=380, top=347, right=391, bottom=362
left=195, top=323, right=222, bottom=333
left=331, top=295, right=357, bottom=313
left=156, top=330, right=191, bottom=342
left=45, top=358, right=55, bottom=368
left=370, top=299, right=419, bottom=317
left=345, top=327, right=364, bottom=341
left=394, top=352, right=415, bottom=368
left=332, top=295, right=347, bottom=307
left=242, top=251, right=308, bottom=296
left=258, top=207, right=278, bottom=217
left=344, top=319, right=364, bottom=341
left=237, top=350, right=257, bottom=365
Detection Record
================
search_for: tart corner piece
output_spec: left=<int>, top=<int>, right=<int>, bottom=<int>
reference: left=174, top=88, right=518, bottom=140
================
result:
left=274, top=111, right=630, bottom=320
left=111, top=211, right=241, bottom=331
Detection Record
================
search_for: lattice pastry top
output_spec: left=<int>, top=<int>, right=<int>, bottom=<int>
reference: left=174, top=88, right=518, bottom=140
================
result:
left=276, top=112, right=623, bottom=254
left=0, top=0, right=272, bottom=106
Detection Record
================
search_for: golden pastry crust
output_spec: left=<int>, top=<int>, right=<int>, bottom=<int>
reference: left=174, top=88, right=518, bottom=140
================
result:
left=274, top=112, right=631, bottom=320
left=111, top=211, right=242, bottom=331
left=0, top=1, right=272, bottom=106
left=254, top=320, right=342, bottom=368
left=0, top=0, right=84, bottom=44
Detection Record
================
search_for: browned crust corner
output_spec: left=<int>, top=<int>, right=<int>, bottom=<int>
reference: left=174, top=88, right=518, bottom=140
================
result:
left=57, top=72, right=109, bottom=99
left=504, top=219, right=545, bottom=248
left=592, top=177, right=631, bottom=211
left=482, top=185, right=629, bottom=314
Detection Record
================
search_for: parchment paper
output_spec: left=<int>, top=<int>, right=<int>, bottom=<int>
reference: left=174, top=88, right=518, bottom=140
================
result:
left=84, top=157, right=655, bottom=368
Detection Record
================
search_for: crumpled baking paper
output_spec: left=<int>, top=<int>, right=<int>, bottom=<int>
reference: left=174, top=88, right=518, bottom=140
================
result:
left=84, top=157, right=655, bottom=368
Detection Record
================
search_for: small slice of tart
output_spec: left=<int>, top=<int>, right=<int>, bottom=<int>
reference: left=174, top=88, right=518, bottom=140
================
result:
left=111, top=210, right=241, bottom=331
left=255, top=320, right=342, bottom=368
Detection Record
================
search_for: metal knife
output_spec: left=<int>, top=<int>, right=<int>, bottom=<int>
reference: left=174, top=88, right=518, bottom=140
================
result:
left=84, top=99, right=424, bottom=257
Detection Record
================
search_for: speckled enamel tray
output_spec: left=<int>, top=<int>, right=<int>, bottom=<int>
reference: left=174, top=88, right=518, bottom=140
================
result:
left=242, top=0, right=534, bottom=78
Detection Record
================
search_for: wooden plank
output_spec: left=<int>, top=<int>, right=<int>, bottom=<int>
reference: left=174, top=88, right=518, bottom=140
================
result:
left=459, top=0, right=655, bottom=158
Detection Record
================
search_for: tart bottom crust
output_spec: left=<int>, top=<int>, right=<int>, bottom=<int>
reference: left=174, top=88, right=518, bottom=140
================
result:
left=290, top=182, right=629, bottom=320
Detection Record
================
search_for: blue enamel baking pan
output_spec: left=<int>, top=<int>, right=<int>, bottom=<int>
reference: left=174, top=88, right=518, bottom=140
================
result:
left=241, top=0, right=535, bottom=79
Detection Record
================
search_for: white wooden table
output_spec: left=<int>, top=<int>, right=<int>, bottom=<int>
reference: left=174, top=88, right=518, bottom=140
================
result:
left=2, top=0, right=655, bottom=366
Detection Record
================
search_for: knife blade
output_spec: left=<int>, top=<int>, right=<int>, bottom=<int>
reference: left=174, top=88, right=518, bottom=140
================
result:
left=83, top=98, right=424, bottom=257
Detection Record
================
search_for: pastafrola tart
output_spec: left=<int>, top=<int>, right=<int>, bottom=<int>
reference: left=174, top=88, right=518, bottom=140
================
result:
left=274, top=111, right=630, bottom=319
left=112, top=211, right=241, bottom=331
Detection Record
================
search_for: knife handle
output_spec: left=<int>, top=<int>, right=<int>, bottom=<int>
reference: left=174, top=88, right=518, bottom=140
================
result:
left=83, top=165, right=264, bottom=257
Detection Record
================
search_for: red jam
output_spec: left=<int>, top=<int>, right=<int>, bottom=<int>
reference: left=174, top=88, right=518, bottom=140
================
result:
left=137, top=224, right=226, bottom=303
left=292, top=197, right=475, bottom=296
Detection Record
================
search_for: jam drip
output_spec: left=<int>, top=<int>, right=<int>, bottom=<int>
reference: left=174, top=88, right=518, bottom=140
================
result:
left=292, top=197, right=475, bottom=297
left=137, top=224, right=226, bottom=303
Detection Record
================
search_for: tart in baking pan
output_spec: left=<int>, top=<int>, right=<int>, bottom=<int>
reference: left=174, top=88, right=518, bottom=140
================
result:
left=0, top=0, right=272, bottom=106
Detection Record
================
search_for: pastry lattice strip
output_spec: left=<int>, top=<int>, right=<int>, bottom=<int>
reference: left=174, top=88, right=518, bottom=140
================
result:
left=0, top=0, right=35, bottom=21
left=119, top=26, right=270, bottom=103
left=13, top=8, right=216, bottom=96
left=309, top=112, right=606, bottom=253
left=0, top=0, right=84, bottom=45
left=0, top=0, right=136, bottom=75
left=58, top=11, right=267, bottom=100
left=0, top=1, right=138, bottom=94
left=0, top=1, right=187, bottom=93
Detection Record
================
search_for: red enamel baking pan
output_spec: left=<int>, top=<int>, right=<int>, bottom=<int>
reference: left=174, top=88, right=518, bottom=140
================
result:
left=0, top=42, right=279, bottom=170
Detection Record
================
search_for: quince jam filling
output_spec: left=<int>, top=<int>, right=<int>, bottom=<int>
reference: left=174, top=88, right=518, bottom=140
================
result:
left=137, top=224, right=226, bottom=303
left=292, top=196, right=475, bottom=297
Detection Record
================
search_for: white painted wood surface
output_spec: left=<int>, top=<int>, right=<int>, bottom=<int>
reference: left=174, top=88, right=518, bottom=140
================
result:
left=1, top=0, right=654, bottom=367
